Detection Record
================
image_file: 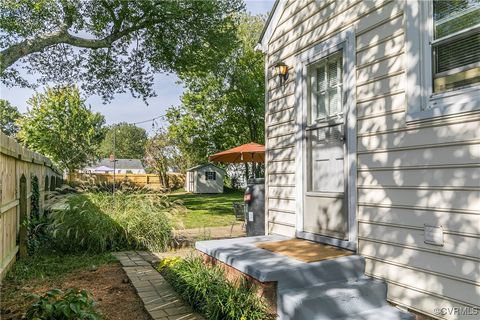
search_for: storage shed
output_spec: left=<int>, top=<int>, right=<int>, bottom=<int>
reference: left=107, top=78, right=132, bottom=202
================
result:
left=185, top=164, right=224, bottom=194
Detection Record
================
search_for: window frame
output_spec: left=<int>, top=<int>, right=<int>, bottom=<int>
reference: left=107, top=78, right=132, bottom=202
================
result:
left=205, top=171, right=216, bottom=181
left=405, top=0, right=480, bottom=123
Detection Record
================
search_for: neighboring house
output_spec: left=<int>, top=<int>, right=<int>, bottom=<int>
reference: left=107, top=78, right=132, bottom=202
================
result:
left=185, top=164, right=224, bottom=194
left=82, top=158, right=146, bottom=174
left=255, top=0, right=479, bottom=319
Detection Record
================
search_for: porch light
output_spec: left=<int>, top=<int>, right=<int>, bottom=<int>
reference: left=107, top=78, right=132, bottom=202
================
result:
left=275, top=61, right=289, bottom=85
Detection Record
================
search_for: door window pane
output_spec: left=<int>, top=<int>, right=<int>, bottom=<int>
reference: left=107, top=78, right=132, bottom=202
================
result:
left=308, top=53, right=343, bottom=124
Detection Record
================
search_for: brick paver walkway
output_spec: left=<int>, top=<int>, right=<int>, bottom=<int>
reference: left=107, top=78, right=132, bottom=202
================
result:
left=113, top=251, right=204, bottom=320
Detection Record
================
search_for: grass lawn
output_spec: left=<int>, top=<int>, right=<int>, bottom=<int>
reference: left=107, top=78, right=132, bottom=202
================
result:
left=168, top=189, right=244, bottom=229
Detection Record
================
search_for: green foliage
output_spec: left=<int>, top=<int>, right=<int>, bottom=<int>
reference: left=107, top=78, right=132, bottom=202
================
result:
left=99, top=123, right=148, bottom=159
left=48, top=194, right=126, bottom=253
left=17, top=85, right=105, bottom=172
left=145, top=129, right=184, bottom=189
left=166, top=14, right=265, bottom=167
left=5, top=253, right=115, bottom=285
left=1, top=0, right=244, bottom=102
left=25, top=288, right=102, bottom=320
left=31, top=175, right=40, bottom=218
left=48, top=191, right=181, bottom=253
left=0, top=99, right=21, bottom=136
left=159, top=257, right=274, bottom=320
left=26, top=216, right=50, bottom=256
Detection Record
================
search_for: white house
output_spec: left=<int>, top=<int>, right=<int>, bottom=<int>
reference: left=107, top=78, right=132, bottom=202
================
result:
left=185, top=164, right=224, bottom=194
left=82, top=158, right=146, bottom=174
left=257, top=0, right=480, bottom=318
left=196, top=1, right=480, bottom=320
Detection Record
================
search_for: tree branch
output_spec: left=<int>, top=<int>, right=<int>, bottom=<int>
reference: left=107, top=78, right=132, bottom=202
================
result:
left=0, top=22, right=149, bottom=74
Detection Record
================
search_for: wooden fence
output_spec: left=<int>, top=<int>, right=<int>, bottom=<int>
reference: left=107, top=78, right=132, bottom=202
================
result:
left=68, top=172, right=185, bottom=190
left=0, top=131, right=62, bottom=280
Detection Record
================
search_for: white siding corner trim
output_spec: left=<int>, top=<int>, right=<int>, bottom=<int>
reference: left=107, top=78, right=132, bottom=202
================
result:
left=294, top=28, right=357, bottom=250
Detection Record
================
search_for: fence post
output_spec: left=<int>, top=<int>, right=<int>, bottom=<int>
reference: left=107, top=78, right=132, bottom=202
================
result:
left=19, top=174, right=28, bottom=258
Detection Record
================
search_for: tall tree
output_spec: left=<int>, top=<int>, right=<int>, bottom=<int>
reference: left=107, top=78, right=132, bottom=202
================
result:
left=99, top=123, right=148, bottom=159
left=145, top=129, right=184, bottom=189
left=0, top=99, right=21, bottom=136
left=17, top=85, right=105, bottom=172
left=0, top=0, right=244, bottom=101
left=166, top=14, right=265, bottom=167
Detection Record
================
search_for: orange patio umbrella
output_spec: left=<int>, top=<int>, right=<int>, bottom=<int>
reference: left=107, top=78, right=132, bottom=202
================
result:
left=209, top=142, right=265, bottom=163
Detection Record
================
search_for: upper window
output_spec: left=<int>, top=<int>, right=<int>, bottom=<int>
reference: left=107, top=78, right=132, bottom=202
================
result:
left=432, top=0, right=480, bottom=93
left=308, top=52, right=343, bottom=125
left=205, top=171, right=216, bottom=180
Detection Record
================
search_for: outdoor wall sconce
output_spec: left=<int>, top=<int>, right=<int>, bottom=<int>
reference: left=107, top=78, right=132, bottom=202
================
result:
left=275, top=61, right=289, bottom=85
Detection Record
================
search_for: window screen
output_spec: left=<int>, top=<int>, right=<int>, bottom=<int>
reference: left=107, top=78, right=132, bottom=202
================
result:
left=433, top=0, right=480, bottom=92
left=205, top=172, right=216, bottom=180
left=308, top=53, right=343, bottom=124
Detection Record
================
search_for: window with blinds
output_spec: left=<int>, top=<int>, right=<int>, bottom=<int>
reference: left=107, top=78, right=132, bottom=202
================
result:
left=308, top=53, right=343, bottom=124
left=433, top=0, right=480, bottom=92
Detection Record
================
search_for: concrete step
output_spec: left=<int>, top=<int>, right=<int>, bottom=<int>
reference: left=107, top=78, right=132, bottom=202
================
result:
left=272, top=255, right=366, bottom=292
left=278, top=277, right=389, bottom=320
left=334, top=305, right=415, bottom=320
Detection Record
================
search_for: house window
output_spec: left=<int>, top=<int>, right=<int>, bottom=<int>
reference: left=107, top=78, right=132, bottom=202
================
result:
left=406, top=0, right=480, bottom=121
left=432, top=0, right=480, bottom=92
left=308, top=52, right=343, bottom=124
left=205, top=171, right=216, bottom=180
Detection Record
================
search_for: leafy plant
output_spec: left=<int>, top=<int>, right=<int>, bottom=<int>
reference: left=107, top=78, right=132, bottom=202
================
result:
left=159, top=257, right=274, bottom=320
left=26, top=216, right=50, bottom=256
left=25, top=288, right=101, bottom=320
left=31, top=175, right=40, bottom=219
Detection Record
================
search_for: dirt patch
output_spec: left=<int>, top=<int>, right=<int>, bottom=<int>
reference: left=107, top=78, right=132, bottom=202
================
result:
left=1, top=263, right=151, bottom=320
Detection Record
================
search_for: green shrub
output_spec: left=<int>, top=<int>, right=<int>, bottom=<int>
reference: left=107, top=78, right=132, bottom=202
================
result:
left=159, top=257, right=274, bottom=320
left=47, top=190, right=182, bottom=253
left=25, top=288, right=102, bottom=320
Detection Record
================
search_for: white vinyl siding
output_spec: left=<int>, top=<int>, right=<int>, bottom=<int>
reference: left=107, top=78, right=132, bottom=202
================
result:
left=264, top=0, right=480, bottom=318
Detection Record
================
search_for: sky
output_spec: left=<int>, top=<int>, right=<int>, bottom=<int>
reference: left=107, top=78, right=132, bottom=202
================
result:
left=0, top=0, right=275, bottom=134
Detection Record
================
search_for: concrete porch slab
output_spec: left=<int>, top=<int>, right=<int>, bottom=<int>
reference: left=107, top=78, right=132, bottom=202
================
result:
left=195, top=235, right=364, bottom=285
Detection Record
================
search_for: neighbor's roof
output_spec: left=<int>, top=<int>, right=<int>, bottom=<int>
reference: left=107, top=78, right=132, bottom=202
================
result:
left=186, top=163, right=225, bottom=172
left=88, top=158, right=145, bottom=170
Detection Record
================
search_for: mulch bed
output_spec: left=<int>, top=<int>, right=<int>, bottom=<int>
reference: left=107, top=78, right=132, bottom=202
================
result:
left=0, top=263, right=151, bottom=320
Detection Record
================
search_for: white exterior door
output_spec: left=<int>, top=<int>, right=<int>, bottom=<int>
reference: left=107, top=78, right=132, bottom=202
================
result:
left=295, top=31, right=357, bottom=250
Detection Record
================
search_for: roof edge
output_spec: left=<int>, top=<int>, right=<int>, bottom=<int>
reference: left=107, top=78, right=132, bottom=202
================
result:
left=187, top=163, right=226, bottom=172
left=256, top=0, right=285, bottom=53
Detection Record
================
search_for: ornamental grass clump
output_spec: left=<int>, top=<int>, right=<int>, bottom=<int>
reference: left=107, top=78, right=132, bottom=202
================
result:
left=158, top=257, right=275, bottom=320
left=48, top=190, right=183, bottom=253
